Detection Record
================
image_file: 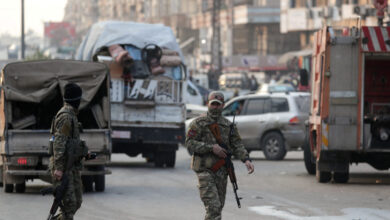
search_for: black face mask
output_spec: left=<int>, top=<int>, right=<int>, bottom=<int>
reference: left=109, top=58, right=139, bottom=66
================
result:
left=67, top=99, right=81, bottom=110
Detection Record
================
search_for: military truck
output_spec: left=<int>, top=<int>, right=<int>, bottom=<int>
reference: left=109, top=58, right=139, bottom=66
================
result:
left=76, top=21, right=189, bottom=167
left=0, top=60, right=111, bottom=193
left=304, top=25, right=390, bottom=183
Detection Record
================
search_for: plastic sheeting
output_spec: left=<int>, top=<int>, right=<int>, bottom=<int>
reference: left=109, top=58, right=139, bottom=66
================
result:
left=75, top=21, right=185, bottom=62
left=1, top=60, right=108, bottom=110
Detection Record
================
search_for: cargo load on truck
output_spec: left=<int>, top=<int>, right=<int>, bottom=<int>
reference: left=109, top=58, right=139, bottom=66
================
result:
left=304, top=25, right=390, bottom=183
left=76, top=21, right=187, bottom=168
left=0, top=60, right=111, bottom=193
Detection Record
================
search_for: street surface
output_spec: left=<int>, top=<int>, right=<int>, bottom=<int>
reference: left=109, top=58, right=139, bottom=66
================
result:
left=1, top=147, right=390, bottom=220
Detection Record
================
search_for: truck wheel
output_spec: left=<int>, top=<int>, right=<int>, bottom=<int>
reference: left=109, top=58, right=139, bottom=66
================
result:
left=154, top=153, right=164, bottom=168
left=15, top=182, right=26, bottom=193
left=334, top=166, right=349, bottom=183
left=166, top=151, right=176, bottom=168
left=303, top=141, right=316, bottom=175
left=93, top=166, right=105, bottom=192
left=316, top=163, right=331, bottom=183
left=94, top=175, right=105, bottom=192
left=262, top=132, right=287, bottom=160
left=4, top=184, right=13, bottom=193
left=82, top=176, right=93, bottom=193
left=3, top=168, right=13, bottom=193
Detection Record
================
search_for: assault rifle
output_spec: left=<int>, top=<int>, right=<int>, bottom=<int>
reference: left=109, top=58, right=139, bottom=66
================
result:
left=208, top=114, right=242, bottom=208
left=41, top=152, right=96, bottom=220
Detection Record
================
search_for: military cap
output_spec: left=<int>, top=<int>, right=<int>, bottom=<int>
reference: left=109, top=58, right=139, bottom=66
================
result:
left=208, top=91, right=224, bottom=104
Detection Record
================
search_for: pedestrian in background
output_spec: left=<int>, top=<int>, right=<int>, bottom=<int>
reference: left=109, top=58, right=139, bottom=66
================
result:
left=186, top=91, right=254, bottom=220
left=250, top=75, right=259, bottom=91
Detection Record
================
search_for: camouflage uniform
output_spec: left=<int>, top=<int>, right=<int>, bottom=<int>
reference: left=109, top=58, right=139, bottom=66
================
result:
left=49, top=103, right=84, bottom=220
left=186, top=114, right=249, bottom=220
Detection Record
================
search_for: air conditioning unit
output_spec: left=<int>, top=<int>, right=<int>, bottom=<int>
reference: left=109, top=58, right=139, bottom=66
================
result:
left=309, top=8, right=323, bottom=19
left=354, top=5, right=367, bottom=16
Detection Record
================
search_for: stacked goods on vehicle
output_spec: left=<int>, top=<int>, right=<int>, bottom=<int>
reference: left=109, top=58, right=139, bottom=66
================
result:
left=77, top=21, right=187, bottom=167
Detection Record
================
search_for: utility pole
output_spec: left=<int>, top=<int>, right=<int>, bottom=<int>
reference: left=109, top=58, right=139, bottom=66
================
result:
left=228, top=0, right=234, bottom=56
left=210, top=0, right=222, bottom=89
left=21, top=0, right=25, bottom=59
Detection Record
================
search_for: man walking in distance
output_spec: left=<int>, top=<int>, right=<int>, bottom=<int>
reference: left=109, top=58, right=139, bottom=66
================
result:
left=49, top=83, right=85, bottom=220
left=186, top=91, right=255, bottom=220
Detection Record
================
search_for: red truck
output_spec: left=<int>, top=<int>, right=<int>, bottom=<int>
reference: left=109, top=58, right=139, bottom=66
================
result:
left=304, top=25, right=390, bottom=183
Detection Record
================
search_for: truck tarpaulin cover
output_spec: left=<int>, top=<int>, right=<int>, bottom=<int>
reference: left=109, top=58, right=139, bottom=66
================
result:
left=75, top=21, right=185, bottom=62
left=1, top=60, right=108, bottom=109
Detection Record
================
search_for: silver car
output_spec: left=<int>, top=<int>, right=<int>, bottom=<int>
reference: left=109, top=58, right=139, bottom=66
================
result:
left=222, top=92, right=310, bottom=160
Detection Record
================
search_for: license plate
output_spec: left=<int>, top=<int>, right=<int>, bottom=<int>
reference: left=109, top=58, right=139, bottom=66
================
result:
left=112, top=130, right=131, bottom=139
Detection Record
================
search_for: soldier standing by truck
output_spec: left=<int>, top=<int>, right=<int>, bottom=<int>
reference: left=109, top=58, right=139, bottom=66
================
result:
left=49, top=83, right=85, bottom=220
left=186, top=91, right=254, bottom=220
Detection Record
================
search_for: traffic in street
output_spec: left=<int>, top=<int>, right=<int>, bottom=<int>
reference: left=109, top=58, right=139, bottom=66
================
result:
left=1, top=147, right=390, bottom=220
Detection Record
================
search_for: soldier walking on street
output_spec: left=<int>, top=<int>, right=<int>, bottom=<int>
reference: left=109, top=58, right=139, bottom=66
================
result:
left=186, top=91, right=255, bottom=220
left=49, top=83, right=86, bottom=220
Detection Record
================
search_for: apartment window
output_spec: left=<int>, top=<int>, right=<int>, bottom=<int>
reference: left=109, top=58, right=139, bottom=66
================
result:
left=202, top=0, right=209, bottom=12
left=290, top=0, right=296, bottom=8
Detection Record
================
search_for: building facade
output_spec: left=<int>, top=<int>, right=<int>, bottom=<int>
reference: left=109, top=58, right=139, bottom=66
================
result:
left=280, top=0, right=388, bottom=49
left=63, top=0, right=301, bottom=70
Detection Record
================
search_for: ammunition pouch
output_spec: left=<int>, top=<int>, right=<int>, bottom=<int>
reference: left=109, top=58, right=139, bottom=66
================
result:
left=191, top=153, right=218, bottom=172
left=71, top=139, right=88, bottom=162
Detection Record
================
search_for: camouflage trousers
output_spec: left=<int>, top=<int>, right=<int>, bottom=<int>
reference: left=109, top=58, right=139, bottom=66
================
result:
left=196, top=168, right=228, bottom=220
left=52, top=169, right=83, bottom=220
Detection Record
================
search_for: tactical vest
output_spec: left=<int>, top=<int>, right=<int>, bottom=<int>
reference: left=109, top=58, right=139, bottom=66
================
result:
left=49, top=107, right=87, bottom=170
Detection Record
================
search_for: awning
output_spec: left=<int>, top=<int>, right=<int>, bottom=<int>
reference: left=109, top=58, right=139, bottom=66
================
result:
left=278, top=49, right=312, bottom=65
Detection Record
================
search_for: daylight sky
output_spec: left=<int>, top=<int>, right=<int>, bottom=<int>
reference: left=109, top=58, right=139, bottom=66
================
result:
left=0, top=0, right=67, bottom=37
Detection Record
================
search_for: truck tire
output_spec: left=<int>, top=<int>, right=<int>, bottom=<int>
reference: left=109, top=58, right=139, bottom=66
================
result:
left=262, top=132, right=287, bottom=160
left=94, top=166, right=105, bottom=192
left=3, top=168, right=13, bottom=193
left=333, top=172, right=349, bottom=183
left=154, top=153, right=165, bottom=168
left=15, top=182, right=26, bottom=193
left=316, top=163, right=331, bottom=183
left=4, top=183, right=13, bottom=193
left=166, top=151, right=176, bottom=168
left=334, top=165, right=349, bottom=183
left=82, top=176, right=93, bottom=193
left=303, top=141, right=316, bottom=175
left=94, top=175, right=105, bottom=192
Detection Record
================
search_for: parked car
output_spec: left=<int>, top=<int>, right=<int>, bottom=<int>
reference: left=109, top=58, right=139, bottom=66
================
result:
left=186, top=104, right=207, bottom=119
left=259, top=83, right=296, bottom=94
left=186, top=92, right=310, bottom=160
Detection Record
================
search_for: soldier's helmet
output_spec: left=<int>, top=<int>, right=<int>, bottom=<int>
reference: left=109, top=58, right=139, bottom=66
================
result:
left=64, top=83, right=82, bottom=102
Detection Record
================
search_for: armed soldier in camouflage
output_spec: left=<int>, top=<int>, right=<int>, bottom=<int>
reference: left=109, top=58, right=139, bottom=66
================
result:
left=49, top=83, right=88, bottom=220
left=186, top=91, right=254, bottom=220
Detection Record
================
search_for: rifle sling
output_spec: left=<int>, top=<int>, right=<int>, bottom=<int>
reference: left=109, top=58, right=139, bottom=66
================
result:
left=208, top=123, right=229, bottom=173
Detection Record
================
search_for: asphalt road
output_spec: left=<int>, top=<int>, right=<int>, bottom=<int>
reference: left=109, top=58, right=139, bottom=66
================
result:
left=1, top=147, right=390, bottom=220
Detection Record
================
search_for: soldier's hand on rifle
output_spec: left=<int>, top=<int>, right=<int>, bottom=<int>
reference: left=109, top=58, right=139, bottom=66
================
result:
left=54, top=170, right=63, bottom=181
left=212, top=144, right=227, bottom=158
left=245, top=160, right=254, bottom=174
